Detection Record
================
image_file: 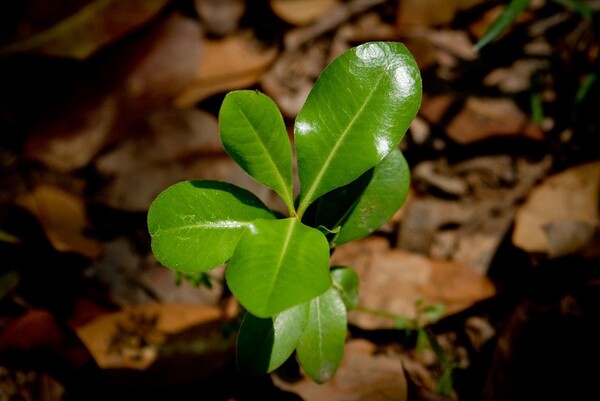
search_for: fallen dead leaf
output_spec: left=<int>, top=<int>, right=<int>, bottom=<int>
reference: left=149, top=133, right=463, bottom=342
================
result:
left=18, top=184, right=102, bottom=259
left=24, top=13, right=202, bottom=172
left=270, top=0, right=340, bottom=26
left=174, top=31, right=278, bottom=106
left=512, top=160, right=600, bottom=257
left=0, top=309, right=90, bottom=369
left=94, top=107, right=223, bottom=211
left=332, top=238, right=495, bottom=329
left=75, top=303, right=228, bottom=370
left=419, top=93, right=454, bottom=124
left=446, top=97, right=544, bottom=144
left=0, top=0, right=170, bottom=59
left=397, top=0, right=485, bottom=31
left=273, top=339, right=407, bottom=401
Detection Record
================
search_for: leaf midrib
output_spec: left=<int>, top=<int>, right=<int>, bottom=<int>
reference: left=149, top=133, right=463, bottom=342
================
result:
left=298, top=72, right=387, bottom=216
left=264, top=219, right=295, bottom=312
left=235, top=102, right=293, bottom=208
left=153, top=221, right=249, bottom=234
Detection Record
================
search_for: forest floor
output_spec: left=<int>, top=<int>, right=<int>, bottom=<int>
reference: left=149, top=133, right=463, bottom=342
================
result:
left=0, top=1, right=599, bottom=400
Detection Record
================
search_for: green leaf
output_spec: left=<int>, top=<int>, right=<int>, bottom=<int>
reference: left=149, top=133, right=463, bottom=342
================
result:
left=219, top=90, right=295, bottom=214
left=295, top=41, right=421, bottom=217
left=330, top=266, right=359, bottom=310
left=296, top=286, right=347, bottom=383
left=473, top=0, right=531, bottom=51
left=236, top=303, right=309, bottom=376
left=226, top=218, right=331, bottom=318
left=394, top=316, right=411, bottom=330
left=422, top=303, right=446, bottom=323
left=147, top=180, right=276, bottom=273
left=316, top=147, right=410, bottom=246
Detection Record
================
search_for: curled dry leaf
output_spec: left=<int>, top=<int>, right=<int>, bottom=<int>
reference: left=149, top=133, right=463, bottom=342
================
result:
left=174, top=31, right=278, bottom=107
left=17, top=184, right=102, bottom=259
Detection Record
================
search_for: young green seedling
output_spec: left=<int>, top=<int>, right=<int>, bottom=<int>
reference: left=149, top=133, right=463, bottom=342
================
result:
left=147, top=41, right=422, bottom=383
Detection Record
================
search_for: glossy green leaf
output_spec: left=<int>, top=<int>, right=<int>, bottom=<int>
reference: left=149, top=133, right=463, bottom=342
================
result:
left=147, top=180, right=276, bottom=273
left=316, top=148, right=410, bottom=246
left=330, top=266, right=359, bottom=310
left=236, top=303, right=309, bottom=376
left=295, top=41, right=421, bottom=217
left=473, top=0, right=531, bottom=51
left=225, top=218, right=331, bottom=318
left=219, top=90, right=295, bottom=214
left=296, top=286, right=347, bottom=383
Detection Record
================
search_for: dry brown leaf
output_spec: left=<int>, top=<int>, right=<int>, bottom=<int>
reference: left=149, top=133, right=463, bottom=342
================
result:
left=0, top=309, right=64, bottom=352
left=273, top=339, right=407, bottom=401
left=446, top=97, right=544, bottom=144
left=23, top=13, right=202, bottom=172
left=332, top=238, right=495, bottom=329
left=512, top=161, right=600, bottom=257
left=94, top=108, right=223, bottom=211
left=397, top=0, right=485, bottom=31
left=18, top=184, right=102, bottom=259
left=270, top=0, right=339, bottom=26
left=419, top=93, right=454, bottom=124
left=0, top=0, right=170, bottom=59
left=174, top=31, right=278, bottom=106
left=75, top=303, right=226, bottom=370
left=24, top=94, right=119, bottom=173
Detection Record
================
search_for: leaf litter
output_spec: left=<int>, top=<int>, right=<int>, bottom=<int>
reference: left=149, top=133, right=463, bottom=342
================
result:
left=0, top=0, right=599, bottom=400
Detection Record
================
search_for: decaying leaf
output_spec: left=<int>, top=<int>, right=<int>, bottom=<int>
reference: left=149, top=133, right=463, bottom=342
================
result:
left=75, top=303, right=231, bottom=370
left=331, top=237, right=496, bottom=329
left=512, top=161, right=600, bottom=257
left=23, top=13, right=202, bottom=172
left=0, top=0, right=170, bottom=59
left=174, top=31, right=278, bottom=106
left=270, top=0, right=339, bottom=26
left=446, top=97, right=544, bottom=143
left=273, top=339, right=408, bottom=401
left=397, top=0, right=485, bottom=30
left=18, top=184, right=102, bottom=259
left=94, top=108, right=223, bottom=211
